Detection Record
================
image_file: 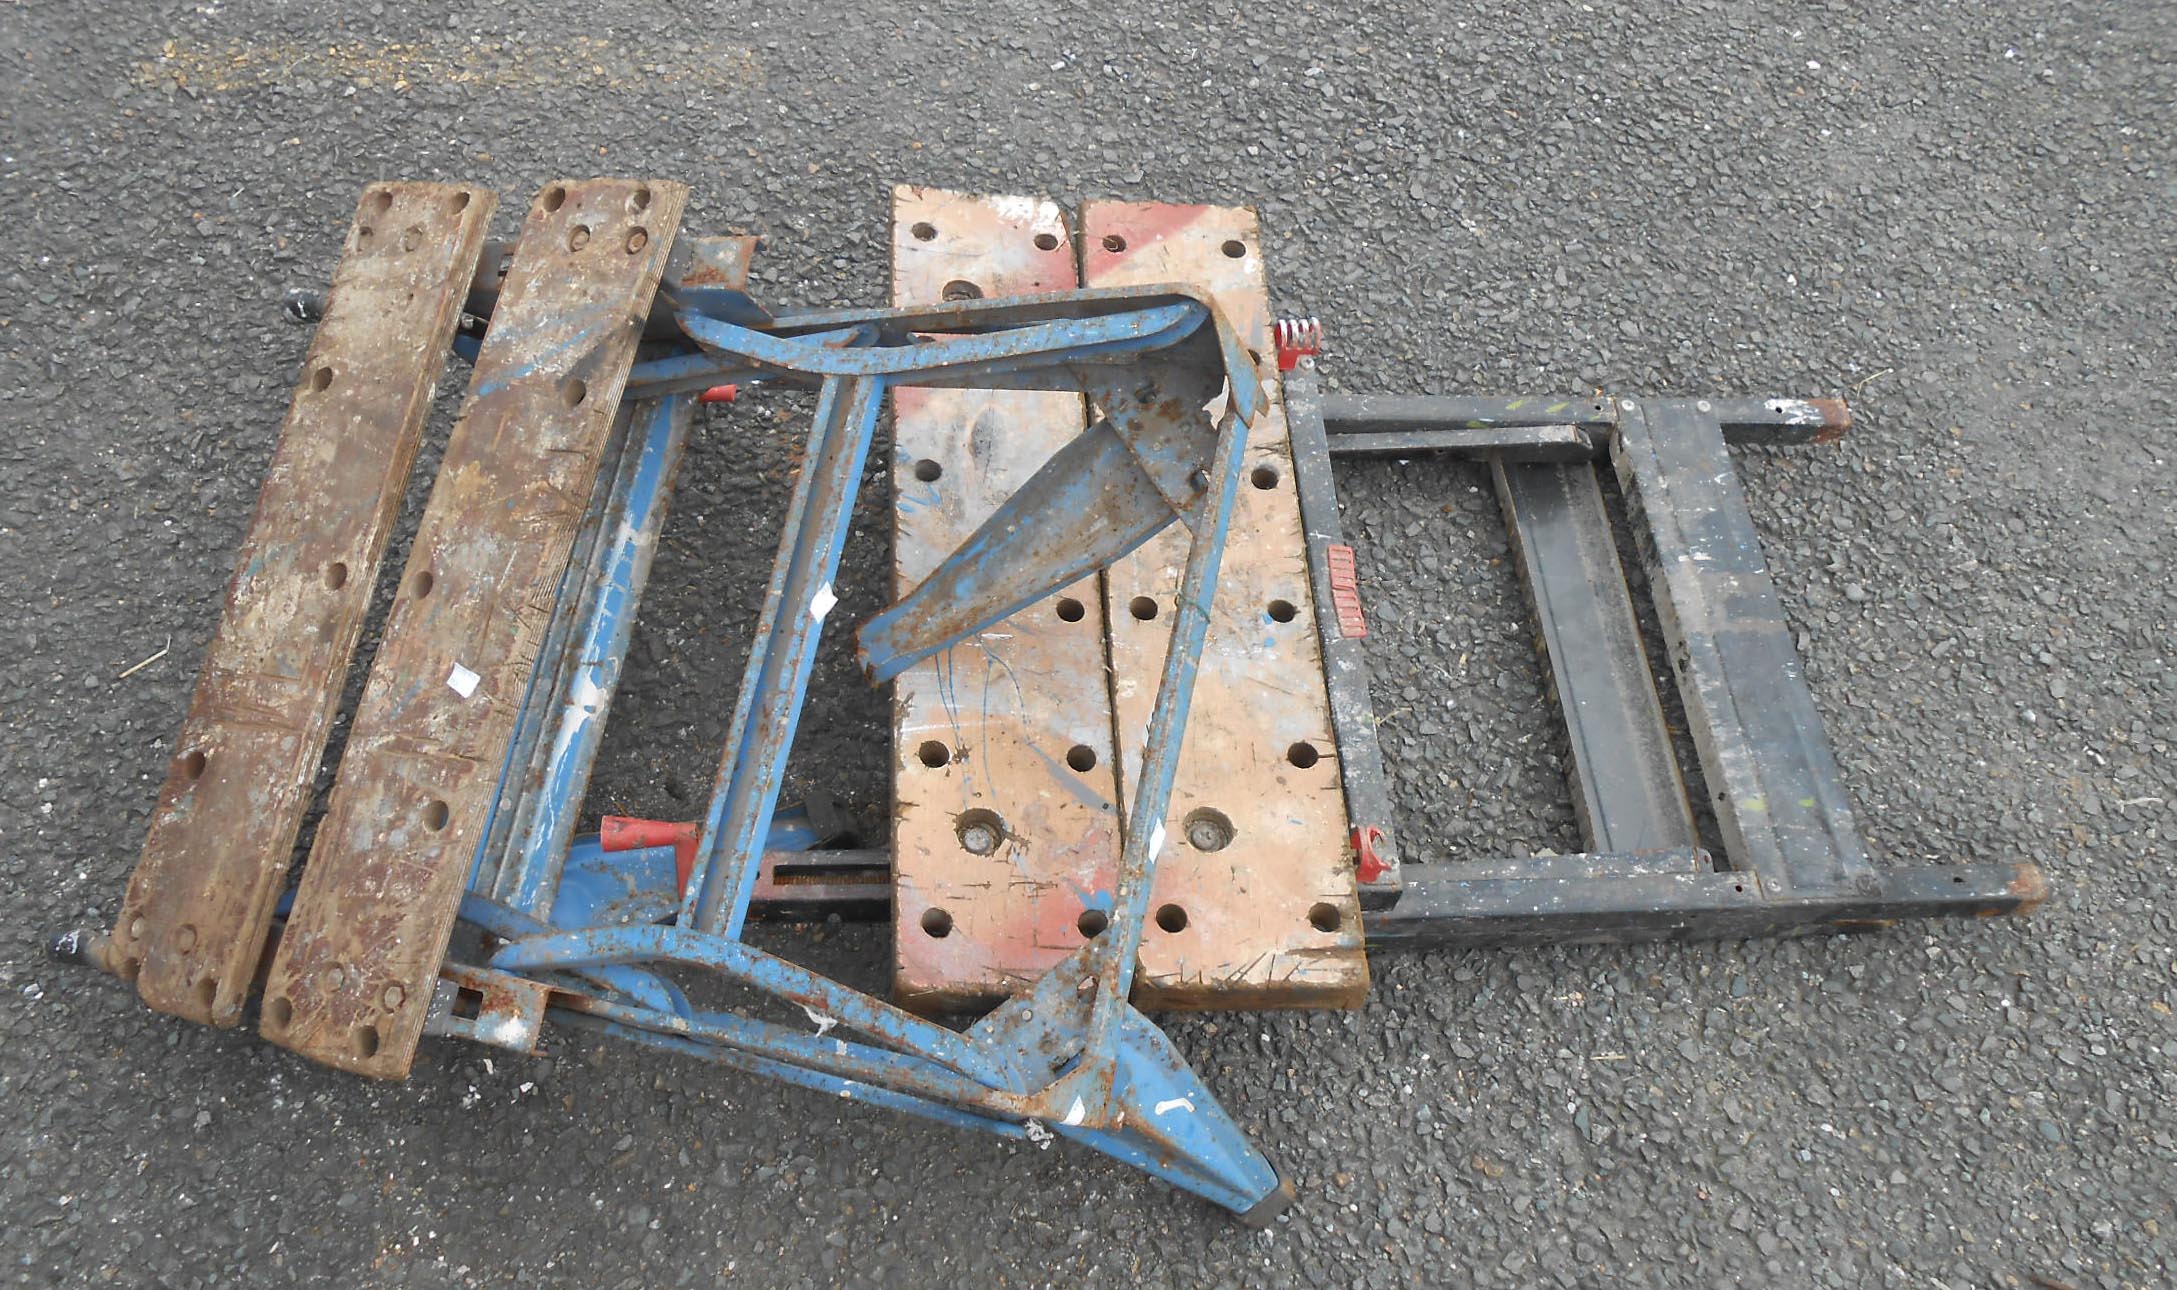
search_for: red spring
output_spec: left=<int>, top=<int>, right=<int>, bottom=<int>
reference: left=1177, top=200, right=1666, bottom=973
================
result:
left=1273, top=317, right=1324, bottom=372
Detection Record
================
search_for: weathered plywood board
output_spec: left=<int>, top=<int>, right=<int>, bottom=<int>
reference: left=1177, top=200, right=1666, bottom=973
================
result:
left=1080, top=202, right=1368, bottom=1009
left=113, top=182, right=496, bottom=1027
left=262, top=179, right=687, bottom=1077
left=887, top=187, right=1123, bottom=1011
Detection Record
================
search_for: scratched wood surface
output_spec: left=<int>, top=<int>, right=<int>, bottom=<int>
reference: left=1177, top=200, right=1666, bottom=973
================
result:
left=261, top=178, right=687, bottom=1077
left=112, top=182, right=496, bottom=1027
left=1081, top=202, right=1369, bottom=1009
left=887, top=187, right=1124, bottom=1012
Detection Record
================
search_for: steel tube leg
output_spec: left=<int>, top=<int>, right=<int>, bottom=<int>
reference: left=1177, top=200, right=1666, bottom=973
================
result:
left=684, top=375, right=885, bottom=936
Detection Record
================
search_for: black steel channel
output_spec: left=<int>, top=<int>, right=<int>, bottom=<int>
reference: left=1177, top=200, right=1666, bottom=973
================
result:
left=1367, top=860, right=2045, bottom=952
left=1609, top=399, right=1880, bottom=898
left=1327, top=424, right=1597, bottom=463
left=1492, top=456, right=1699, bottom=854
left=1284, top=360, right=1401, bottom=908
left=1321, top=392, right=1618, bottom=433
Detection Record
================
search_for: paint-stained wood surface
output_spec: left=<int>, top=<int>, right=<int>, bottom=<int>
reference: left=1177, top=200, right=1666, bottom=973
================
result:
left=1081, top=202, right=1368, bottom=1009
left=113, top=182, right=496, bottom=1027
left=261, top=178, right=687, bottom=1077
left=887, top=187, right=1123, bottom=1011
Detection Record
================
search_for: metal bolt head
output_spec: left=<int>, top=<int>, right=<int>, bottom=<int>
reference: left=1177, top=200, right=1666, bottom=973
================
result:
left=1696, top=399, right=1713, bottom=412
left=960, top=822, right=1000, bottom=856
left=326, top=966, right=346, bottom=989
left=1620, top=399, right=1639, bottom=412
left=382, top=984, right=406, bottom=1010
left=1188, top=817, right=1231, bottom=851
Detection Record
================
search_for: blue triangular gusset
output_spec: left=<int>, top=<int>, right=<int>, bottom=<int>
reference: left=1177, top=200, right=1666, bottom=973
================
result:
left=1052, top=1006, right=1293, bottom=1224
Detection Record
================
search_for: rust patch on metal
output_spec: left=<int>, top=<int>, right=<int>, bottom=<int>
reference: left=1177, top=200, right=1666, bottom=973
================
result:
left=420, top=962, right=552, bottom=1054
left=1082, top=200, right=1369, bottom=1010
left=112, top=181, right=496, bottom=1028
left=885, top=186, right=1124, bottom=1012
left=260, top=178, right=687, bottom=1078
left=1811, top=397, right=1852, bottom=444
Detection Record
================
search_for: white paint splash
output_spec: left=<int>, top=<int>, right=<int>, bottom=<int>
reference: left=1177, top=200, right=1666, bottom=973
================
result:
left=1154, top=1097, right=1195, bottom=1116
left=1062, top=1097, right=1087, bottom=1126
left=801, top=1005, right=839, bottom=1038
left=446, top=662, right=481, bottom=699
left=1202, top=379, right=1231, bottom=423
left=1147, top=819, right=1167, bottom=860
left=810, top=581, right=837, bottom=622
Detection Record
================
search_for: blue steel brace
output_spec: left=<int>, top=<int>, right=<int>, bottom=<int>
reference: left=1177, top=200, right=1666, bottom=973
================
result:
left=459, top=281, right=1295, bottom=1222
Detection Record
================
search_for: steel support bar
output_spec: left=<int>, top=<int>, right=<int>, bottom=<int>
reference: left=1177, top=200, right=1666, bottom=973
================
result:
left=494, top=394, right=694, bottom=914
left=1369, top=861, right=2045, bottom=952
left=1318, top=392, right=1850, bottom=448
left=1326, top=424, right=1596, bottom=462
left=1493, top=456, right=1697, bottom=854
left=1284, top=362, right=1401, bottom=907
left=1611, top=399, right=1878, bottom=898
left=685, top=376, right=885, bottom=936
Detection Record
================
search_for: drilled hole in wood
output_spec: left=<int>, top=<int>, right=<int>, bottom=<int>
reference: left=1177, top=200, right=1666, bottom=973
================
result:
left=568, top=225, right=592, bottom=252
left=941, top=279, right=983, bottom=301
left=127, top=917, right=145, bottom=940
left=920, top=907, right=954, bottom=938
left=400, top=225, right=423, bottom=253
left=917, top=740, right=951, bottom=768
left=956, top=809, right=1005, bottom=856
left=910, top=221, right=938, bottom=241
left=1065, top=745, right=1098, bottom=773
left=176, top=925, right=198, bottom=952
left=181, top=749, right=207, bottom=781
left=1184, top=807, right=1234, bottom=852
left=412, top=569, right=435, bottom=599
left=264, top=996, right=292, bottom=1028
left=1154, top=903, right=1189, bottom=933
left=363, top=190, right=393, bottom=221
left=560, top=377, right=588, bottom=407
left=1287, top=741, right=1321, bottom=768
left=356, top=225, right=376, bottom=249
left=324, top=561, right=349, bottom=590
left=625, top=227, right=649, bottom=254
left=628, top=186, right=652, bottom=213
left=118, top=956, right=142, bottom=981
left=449, top=191, right=471, bottom=213
left=1251, top=464, right=1280, bottom=490
left=913, top=458, right=942, bottom=482
left=423, top=800, right=450, bottom=832
left=1268, top=599, right=1298, bottom=623
left=307, top=365, right=333, bottom=393
left=1077, top=909, right=1109, bottom=938
left=542, top=185, right=567, bottom=212
left=1308, top=902, right=1343, bottom=933
left=1221, top=239, right=1247, bottom=259
left=1128, top=596, right=1159, bottom=621
left=1101, top=234, right=1127, bottom=253
left=452, top=986, right=485, bottom=1020
left=353, top=1025, right=381, bottom=1059
left=195, top=976, right=219, bottom=1010
left=1055, top=597, right=1085, bottom=622
left=1034, top=232, right=1060, bottom=251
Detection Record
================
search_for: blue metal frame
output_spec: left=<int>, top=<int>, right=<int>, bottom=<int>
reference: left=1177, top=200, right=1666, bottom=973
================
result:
left=444, top=282, right=1292, bottom=1221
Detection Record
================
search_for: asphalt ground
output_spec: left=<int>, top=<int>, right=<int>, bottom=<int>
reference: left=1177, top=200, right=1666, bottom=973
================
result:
left=2, top=2, right=2172, bottom=1286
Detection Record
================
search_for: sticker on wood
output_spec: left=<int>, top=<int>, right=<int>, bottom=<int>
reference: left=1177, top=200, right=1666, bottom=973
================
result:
left=261, top=178, right=688, bottom=1077
left=1081, top=201, right=1369, bottom=1009
left=112, top=181, right=496, bottom=1027
left=887, top=187, right=1123, bottom=1011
